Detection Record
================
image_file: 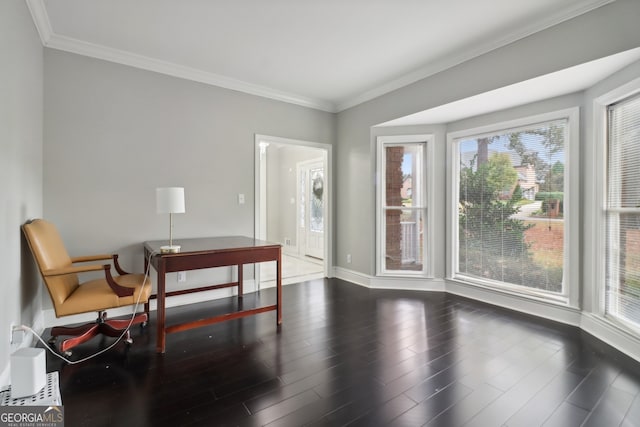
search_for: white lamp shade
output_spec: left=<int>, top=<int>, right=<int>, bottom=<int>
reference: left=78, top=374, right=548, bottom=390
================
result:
left=156, top=187, right=185, bottom=214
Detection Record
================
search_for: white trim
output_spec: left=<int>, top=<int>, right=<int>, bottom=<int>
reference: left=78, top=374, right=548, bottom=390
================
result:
left=25, top=0, right=52, bottom=45
left=592, top=89, right=609, bottom=318
left=371, top=277, right=444, bottom=291
left=581, top=314, right=640, bottom=363
left=259, top=273, right=325, bottom=288
left=566, top=107, right=581, bottom=308
left=48, top=34, right=335, bottom=112
left=447, top=108, right=580, bottom=307
left=254, top=134, right=333, bottom=284
left=0, top=367, right=8, bottom=389
left=333, top=267, right=372, bottom=288
left=334, top=267, right=444, bottom=292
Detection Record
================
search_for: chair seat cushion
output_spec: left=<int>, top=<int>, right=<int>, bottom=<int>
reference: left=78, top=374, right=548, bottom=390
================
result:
left=56, top=274, right=152, bottom=316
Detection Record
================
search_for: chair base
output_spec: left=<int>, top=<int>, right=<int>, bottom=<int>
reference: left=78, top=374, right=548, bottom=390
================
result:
left=50, top=311, right=148, bottom=353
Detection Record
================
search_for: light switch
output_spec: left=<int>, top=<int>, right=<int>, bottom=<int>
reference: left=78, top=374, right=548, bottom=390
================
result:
left=238, top=194, right=245, bottom=204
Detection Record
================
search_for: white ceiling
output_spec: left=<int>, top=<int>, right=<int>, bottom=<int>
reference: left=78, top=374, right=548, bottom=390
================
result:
left=29, top=0, right=618, bottom=112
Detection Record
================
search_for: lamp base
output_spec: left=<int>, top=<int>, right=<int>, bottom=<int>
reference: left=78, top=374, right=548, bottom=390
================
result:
left=160, top=245, right=181, bottom=254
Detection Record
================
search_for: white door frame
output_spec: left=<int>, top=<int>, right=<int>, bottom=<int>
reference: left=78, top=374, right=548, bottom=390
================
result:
left=254, top=134, right=333, bottom=283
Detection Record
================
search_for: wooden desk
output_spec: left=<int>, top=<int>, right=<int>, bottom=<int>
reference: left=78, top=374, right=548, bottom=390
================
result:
left=144, top=236, right=282, bottom=353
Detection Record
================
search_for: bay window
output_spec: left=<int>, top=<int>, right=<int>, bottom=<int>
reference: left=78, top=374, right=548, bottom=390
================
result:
left=450, top=110, right=577, bottom=302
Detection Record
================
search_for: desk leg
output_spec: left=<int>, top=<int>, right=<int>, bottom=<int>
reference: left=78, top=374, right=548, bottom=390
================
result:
left=276, top=251, right=282, bottom=325
left=156, top=262, right=167, bottom=353
left=238, top=264, right=243, bottom=298
left=143, top=251, right=150, bottom=316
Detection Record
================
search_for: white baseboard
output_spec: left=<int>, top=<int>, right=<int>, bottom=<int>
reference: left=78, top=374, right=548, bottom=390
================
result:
left=371, top=276, right=445, bottom=291
left=581, top=313, right=640, bottom=363
left=258, top=273, right=325, bottom=289
left=334, top=267, right=445, bottom=292
left=333, top=267, right=371, bottom=287
left=0, top=365, right=8, bottom=388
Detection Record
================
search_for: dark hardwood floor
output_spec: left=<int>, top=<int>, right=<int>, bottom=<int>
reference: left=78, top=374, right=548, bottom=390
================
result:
left=45, top=278, right=640, bottom=426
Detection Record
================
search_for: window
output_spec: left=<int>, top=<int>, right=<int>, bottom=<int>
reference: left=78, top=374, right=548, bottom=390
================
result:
left=606, top=93, right=640, bottom=331
left=452, top=112, right=574, bottom=300
left=377, top=135, right=432, bottom=276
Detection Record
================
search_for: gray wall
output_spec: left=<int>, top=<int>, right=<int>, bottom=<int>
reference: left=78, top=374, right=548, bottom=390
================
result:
left=0, top=2, right=44, bottom=382
left=43, top=49, right=335, bottom=308
left=335, top=0, right=640, bottom=276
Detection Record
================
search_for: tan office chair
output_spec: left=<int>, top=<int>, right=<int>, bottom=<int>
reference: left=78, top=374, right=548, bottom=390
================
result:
left=22, top=219, right=152, bottom=354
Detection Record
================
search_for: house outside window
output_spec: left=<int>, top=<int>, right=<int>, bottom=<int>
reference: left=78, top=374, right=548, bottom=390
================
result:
left=377, top=135, right=433, bottom=277
left=449, top=110, right=578, bottom=302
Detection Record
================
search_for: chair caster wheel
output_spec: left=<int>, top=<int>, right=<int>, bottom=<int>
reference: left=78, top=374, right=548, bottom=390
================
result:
left=48, top=337, right=58, bottom=350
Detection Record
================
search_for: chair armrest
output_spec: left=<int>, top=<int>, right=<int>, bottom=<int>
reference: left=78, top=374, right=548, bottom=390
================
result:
left=71, top=254, right=130, bottom=275
left=70, top=254, right=112, bottom=263
left=43, top=264, right=105, bottom=276
left=44, top=264, right=135, bottom=298
left=103, top=264, right=135, bottom=297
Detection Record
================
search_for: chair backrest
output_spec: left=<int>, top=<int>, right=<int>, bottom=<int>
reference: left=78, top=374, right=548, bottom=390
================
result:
left=22, top=219, right=79, bottom=315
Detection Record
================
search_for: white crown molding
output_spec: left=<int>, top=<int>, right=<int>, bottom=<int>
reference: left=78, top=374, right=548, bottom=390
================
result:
left=26, top=0, right=614, bottom=113
left=25, top=0, right=52, bottom=45
left=46, top=34, right=337, bottom=112
left=25, top=0, right=336, bottom=113
left=336, top=0, right=617, bottom=111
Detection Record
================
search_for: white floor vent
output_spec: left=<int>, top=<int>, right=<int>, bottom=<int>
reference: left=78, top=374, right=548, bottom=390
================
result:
left=0, top=372, right=61, bottom=406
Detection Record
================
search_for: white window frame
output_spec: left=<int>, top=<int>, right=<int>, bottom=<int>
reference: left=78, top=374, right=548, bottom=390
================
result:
left=447, top=108, right=580, bottom=306
left=376, top=134, right=434, bottom=277
left=594, top=77, right=640, bottom=333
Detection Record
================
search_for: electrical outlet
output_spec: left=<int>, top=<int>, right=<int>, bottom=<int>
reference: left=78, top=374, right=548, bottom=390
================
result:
left=177, top=271, right=187, bottom=282
left=347, top=254, right=352, bottom=264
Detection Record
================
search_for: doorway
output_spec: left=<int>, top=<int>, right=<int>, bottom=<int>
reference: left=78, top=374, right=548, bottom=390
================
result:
left=254, top=135, right=332, bottom=287
left=298, top=159, right=324, bottom=260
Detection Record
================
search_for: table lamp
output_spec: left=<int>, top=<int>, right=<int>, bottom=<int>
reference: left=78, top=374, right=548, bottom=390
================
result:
left=156, top=187, right=185, bottom=253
